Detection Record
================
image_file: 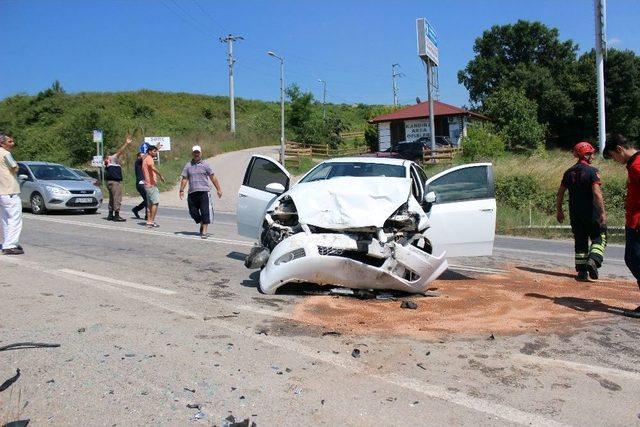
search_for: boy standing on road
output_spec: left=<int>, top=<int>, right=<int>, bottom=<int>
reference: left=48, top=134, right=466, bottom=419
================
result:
left=105, top=135, right=133, bottom=221
left=132, top=150, right=148, bottom=220
left=143, top=145, right=165, bottom=228
left=179, top=145, right=222, bottom=239
left=0, top=134, right=24, bottom=255
left=556, top=142, right=607, bottom=281
left=603, top=134, right=640, bottom=313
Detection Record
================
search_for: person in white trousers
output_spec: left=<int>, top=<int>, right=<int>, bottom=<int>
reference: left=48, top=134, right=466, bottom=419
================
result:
left=0, top=134, right=23, bottom=255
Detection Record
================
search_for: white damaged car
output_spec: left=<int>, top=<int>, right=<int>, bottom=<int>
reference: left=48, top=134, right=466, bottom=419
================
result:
left=237, top=156, right=496, bottom=294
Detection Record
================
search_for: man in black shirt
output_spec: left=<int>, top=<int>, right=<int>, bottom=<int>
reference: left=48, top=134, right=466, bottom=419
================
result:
left=132, top=150, right=148, bottom=220
left=556, top=142, right=607, bottom=281
left=105, top=135, right=132, bottom=221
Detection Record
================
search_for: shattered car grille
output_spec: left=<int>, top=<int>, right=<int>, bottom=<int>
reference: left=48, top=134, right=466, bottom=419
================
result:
left=318, top=246, right=344, bottom=256
left=317, top=246, right=385, bottom=267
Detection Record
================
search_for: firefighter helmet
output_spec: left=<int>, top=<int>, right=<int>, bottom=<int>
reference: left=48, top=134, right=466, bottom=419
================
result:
left=573, top=141, right=595, bottom=159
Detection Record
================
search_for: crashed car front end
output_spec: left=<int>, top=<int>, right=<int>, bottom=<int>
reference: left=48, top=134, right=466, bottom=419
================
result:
left=245, top=177, right=448, bottom=294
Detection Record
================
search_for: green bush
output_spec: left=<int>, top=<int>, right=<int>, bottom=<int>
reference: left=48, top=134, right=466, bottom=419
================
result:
left=461, top=123, right=505, bottom=160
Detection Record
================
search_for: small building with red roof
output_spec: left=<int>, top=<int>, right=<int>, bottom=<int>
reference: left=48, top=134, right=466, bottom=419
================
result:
left=369, top=100, right=489, bottom=151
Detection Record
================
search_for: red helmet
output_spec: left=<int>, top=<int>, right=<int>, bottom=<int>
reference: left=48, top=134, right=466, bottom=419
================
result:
left=573, top=141, right=595, bottom=159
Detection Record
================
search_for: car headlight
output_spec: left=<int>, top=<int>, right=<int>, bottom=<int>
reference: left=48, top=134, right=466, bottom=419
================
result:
left=274, top=248, right=306, bottom=265
left=46, top=185, right=71, bottom=196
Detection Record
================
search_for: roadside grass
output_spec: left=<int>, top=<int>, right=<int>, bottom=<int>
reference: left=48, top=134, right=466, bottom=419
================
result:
left=285, top=156, right=318, bottom=177
left=423, top=150, right=629, bottom=240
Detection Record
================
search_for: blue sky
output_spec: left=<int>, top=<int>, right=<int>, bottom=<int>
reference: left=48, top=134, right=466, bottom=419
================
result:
left=1, top=0, right=639, bottom=107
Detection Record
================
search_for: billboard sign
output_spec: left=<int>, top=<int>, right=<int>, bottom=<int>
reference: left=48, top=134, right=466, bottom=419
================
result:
left=92, top=129, right=103, bottom=143
left=91, top=155, right=103, bottom=167
left=416, top=18, right=439, bottom=66
left=144, top=136, right=171, bottom=151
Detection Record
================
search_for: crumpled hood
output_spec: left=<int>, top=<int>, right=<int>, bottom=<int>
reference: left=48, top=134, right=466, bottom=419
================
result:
left=285, top=177, right=416, bottom=229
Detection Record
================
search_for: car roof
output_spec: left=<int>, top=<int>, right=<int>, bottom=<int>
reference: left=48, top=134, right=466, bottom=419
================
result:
left=19, top=161, right=65, bottom=166
left=322, top=157, right=410, bottom=167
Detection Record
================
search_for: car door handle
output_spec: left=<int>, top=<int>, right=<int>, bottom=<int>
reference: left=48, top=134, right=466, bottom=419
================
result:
left=479, top=208, right=494, bottom=212
left=238, top=194, right=247, bottom=198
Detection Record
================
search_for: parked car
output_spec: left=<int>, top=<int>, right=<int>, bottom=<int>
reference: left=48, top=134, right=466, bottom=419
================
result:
left=377, top=136, right=454, bottom=160
left=17, top=161, right=103, bottom=214
left=69, top=168, right=99, bottom=186
left=237, top=156, right=496, bottom=294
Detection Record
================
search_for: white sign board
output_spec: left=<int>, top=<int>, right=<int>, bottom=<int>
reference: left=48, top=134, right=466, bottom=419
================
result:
left=91, top=155, right=104, bottom=167
left=416, top=18, right=439, bottom=66
left=405, top=119, right=431, bottom=141
left=144, top=136, right=171, bottom=151
left=93, top=130, right=103, bottom=143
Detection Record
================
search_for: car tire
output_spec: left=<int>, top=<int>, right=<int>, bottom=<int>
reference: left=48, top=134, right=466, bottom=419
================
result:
left=30, top=192, right=47, bottom=215
left=84, top=209, right=98, bottom=214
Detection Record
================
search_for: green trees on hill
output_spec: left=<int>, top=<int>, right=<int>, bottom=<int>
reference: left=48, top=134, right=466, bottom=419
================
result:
left=459, top=20, right=640, bottom=148
left=0, top=85, right=373, bottom=166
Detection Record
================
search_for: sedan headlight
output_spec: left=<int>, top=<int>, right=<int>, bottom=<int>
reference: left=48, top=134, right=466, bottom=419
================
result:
left=46, top=185, right=71, bottom=196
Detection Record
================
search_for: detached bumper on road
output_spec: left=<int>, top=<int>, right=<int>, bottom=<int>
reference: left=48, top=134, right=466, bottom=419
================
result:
left=259, top=233, right=448, bottom=294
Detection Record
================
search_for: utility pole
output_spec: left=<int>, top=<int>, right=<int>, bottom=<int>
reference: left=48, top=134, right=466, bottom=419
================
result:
left=219, top=34, right=243, bottom=135
left=594, top=0, right=607, bottom=155
left=317, top=79, right=327, bottom=119
left=268, top=51, right=285, bottom=164
left=391, top=63, right=404, bottom=107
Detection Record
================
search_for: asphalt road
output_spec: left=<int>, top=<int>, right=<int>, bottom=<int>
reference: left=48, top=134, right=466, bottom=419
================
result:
left=1, top=208, right=639, bottom=426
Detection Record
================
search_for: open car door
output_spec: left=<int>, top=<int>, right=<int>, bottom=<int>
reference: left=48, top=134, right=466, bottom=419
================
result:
left=423, top=163, right=496, bottom=257
left=237, top=155, right=291, bottom=239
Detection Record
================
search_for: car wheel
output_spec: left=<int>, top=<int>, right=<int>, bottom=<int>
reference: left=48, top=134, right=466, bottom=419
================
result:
left=30, top=192, right=47, bottom=215
left=84, top=209, right=98, bottom=214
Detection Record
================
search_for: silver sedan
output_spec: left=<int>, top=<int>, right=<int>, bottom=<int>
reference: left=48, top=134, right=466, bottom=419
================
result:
left=17, top=161, right=103, bottom=214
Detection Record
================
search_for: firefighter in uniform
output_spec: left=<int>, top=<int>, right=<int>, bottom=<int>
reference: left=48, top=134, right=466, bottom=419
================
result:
left=556, top=142, right=607, bottom=281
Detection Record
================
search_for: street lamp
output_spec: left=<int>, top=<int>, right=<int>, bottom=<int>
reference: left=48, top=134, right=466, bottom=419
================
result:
left=317, top=79, right=327, bottom=120
left=268, top=51, right=285, bottom=164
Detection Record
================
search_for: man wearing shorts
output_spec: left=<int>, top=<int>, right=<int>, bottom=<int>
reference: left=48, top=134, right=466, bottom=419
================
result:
left=179, top=145, right=222, bottom=238
left=142, top=145, right=165, bottom=228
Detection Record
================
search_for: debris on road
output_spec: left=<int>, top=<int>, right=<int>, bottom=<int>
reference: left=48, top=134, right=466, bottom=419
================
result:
left=77, top=327, right=86, bottom=333
left=400, top=301, right=418, bottom=310
left=293, top=387, right=302, bottom=395
left=0, top=342, right=61, bottom=352
left=488, top=334, right=495, bottom=340
left=351, top=349, right=361, bottom=358
left=46, top=379, right=55, bottom=384
left=3, top=419, right=30, bottom=427
left=321, top=331, right=341, bottom=337
left=224, top=415, right=256, bottom=427
left=256, top=329, right=269, bottom=336
left=0, top=368, right=20, bottom=392
left=186, top=403, right=201, bottom=410
left=416, top=363, right=427, bottom=370
left=183, top=387, right=196, bottom=393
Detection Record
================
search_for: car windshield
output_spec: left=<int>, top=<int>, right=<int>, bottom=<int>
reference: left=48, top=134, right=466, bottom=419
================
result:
left=300, top=162, right=406, bottom=183
left=30, top=165, right=82, bottom=181
left=72, top=169, right=91, bottom=178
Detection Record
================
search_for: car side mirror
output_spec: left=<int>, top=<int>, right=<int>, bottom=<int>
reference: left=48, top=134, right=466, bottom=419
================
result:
left=265, top=182, right=286, bottom=195
left=18, top=174, right=29, bottom=181
left=424, top=191, right=436, bottom=204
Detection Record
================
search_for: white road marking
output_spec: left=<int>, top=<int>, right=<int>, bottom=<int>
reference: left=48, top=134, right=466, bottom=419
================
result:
left=2, top=256, right=565, bottom=427
left=494, top=247, right=627, bottom=266
left=58, top=268, right=177, bottom=295
left=448, top=264, right=507, bottom=274
left=24, top=215, right=253, bottom=247
left=513, top=354, right=640, bottom=382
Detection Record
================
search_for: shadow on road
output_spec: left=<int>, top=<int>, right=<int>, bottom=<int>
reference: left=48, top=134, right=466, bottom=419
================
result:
left=517, top=266, right=577, bottom=280
left=526, top=292, right=640, bottom=318
left=440, top=270, right=474, bottom=281
left=226, top=251, right=247, bottom=261
left=174, top=231, right=201, bottom=236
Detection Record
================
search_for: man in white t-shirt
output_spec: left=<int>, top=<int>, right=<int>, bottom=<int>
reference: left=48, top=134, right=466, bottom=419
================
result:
left=0, top=133, right=23, bottom=255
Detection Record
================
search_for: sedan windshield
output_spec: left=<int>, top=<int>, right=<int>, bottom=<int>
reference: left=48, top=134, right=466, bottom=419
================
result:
left=30, top=165, right=82, bottom=181
left=300, top=162, right=406, bottom=183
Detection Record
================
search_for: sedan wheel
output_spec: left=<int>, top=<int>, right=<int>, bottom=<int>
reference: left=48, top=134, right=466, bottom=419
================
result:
left=30, top=193, right=47, bottom=215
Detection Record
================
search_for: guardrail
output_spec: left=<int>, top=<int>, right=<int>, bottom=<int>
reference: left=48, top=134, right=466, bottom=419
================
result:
left=422, top=146, right=463, bottom=164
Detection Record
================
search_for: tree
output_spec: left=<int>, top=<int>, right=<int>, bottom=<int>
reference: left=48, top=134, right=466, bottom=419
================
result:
left=484, top=87, right=546, bottom=152
left=285, top=84, right=314, bottom=142
left=458, top=20, right=579, bottom=140
left=571, top=48, right=640, bottom=145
